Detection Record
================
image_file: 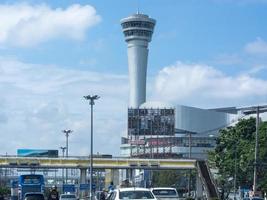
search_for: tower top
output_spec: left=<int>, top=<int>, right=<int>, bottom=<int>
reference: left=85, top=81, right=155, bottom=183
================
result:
left=120, top=13, right=156, bottom=43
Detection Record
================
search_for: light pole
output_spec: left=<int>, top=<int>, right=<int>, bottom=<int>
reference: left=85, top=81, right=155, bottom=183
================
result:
left=62, top=129, right=73, bottom=183
left=253, top=106, right=259, bottom=194
left=234, top=142, right=238, bottom=200
left=186, top=131, right=195, bottom=197
left=84, top=95, right=100, bottom=200
left=60, top=146, right=66, bottom=184
left=187, top=131, right=191, bottom=197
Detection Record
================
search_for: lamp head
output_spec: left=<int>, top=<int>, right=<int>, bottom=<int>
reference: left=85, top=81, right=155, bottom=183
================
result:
left=83, top=94, right=100, bottom=105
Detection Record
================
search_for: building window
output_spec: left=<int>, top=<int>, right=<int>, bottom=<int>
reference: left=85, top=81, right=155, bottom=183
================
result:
left=122, top=21, right=154, bottom=29
left=124, top=30, right=152, bottom=38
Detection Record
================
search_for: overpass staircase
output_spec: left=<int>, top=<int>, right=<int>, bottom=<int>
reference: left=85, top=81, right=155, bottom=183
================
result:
left=197, top=161, right=220, bottom=199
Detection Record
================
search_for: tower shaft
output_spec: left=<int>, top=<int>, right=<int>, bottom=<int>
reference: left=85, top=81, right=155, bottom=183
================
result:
left=127, top=40, right=148, bottom=108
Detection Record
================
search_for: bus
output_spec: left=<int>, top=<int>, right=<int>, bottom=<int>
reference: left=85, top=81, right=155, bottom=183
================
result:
left=18, top=174, right=45, bottom=200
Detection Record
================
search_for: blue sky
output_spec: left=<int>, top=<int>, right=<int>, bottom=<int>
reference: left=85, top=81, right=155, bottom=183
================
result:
left=0, top=0, right=267, bottom=156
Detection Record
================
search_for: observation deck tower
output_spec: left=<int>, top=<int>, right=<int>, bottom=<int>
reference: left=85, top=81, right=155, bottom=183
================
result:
left=121, top=13, right=156, bottom=108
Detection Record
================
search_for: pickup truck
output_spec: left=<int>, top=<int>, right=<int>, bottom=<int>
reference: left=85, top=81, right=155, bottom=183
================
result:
left=150, top=188, right=181, bottom=200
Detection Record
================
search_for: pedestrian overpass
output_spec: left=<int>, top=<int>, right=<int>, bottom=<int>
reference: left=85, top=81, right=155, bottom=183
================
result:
left=0, top=156, right=219, bottom=199
left=0, top=156, right=195, bottom=169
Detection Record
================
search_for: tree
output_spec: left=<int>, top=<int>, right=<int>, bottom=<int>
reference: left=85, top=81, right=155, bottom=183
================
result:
left=152, top=170, right=183, bottom=187
left=0, top=186, right=10, bottom=196
left=208, top=117, right=267, bottom=199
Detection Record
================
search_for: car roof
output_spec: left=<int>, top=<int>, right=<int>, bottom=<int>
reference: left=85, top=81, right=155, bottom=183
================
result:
left=25, top=192, right=44, bottom=195
left=151, top=188, right=177, bottom=190
left=116, top=187, right=151, bottom=192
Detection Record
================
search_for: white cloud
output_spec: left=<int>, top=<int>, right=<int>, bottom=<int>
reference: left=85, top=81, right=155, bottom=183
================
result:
left=0, top=3, right=101, bottom=47
left=245, top=37, right=267, bottom=55
left=151, top=61, right=267, bottom=107
left=0, top=58, right=128, bottom=155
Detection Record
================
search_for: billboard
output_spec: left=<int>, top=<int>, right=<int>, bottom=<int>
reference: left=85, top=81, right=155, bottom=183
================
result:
left=128, top=108, right=175, bottom=136
left=17, top=149, right=58, bottom=157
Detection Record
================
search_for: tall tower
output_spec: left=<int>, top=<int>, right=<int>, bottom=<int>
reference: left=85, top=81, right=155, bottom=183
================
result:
left=121, top=13, right=156, bottom=108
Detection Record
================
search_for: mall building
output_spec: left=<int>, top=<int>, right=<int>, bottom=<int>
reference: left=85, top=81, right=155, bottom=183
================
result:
left=120, top=102, right=230, bottom=159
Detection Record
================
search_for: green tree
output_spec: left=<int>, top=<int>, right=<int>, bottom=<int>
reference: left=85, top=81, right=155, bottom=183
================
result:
left=208, top=118, right=267, bottom=199
left=152, top=170, right=192, bottom=188
left=0, top=186, right=10, bottom=196
left=152, top=170, right=182, bottom=187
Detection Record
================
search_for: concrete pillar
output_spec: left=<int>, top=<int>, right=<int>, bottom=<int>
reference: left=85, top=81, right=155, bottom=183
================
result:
left=196, top=174, right=203, bottom=200
left=105, top=169, right=120, bottom=190
left=79, top=168, right=87, bottom=199
left=126, top=169, right=135, bottom=186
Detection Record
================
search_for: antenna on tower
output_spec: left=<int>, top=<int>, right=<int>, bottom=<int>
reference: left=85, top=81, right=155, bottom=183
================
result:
left=137, top=1, right=140, bottom=14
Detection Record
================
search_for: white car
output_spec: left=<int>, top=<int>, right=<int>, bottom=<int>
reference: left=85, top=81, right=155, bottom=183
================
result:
left=107, top=187, right=157, bottom=200
left=60, top=193, right=77, bottom=200
left=150, top=187, right=180, bottom=200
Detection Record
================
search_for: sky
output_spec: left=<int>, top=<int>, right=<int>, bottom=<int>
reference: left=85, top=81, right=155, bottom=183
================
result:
left=0, top=0, right=267, bottom=156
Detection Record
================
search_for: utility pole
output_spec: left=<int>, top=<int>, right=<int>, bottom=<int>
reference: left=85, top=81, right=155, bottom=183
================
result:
left=84, top=94, right=100, bottom=200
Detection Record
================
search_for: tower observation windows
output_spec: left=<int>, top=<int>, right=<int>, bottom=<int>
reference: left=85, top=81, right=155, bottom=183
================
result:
left=122, top=21, right=154, bottom=29
left=124, top=30, right=152, bottom=38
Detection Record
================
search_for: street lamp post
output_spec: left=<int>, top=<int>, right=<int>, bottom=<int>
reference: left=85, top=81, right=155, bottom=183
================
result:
left=253, top=106, right=260, bottom=193
left=186, top=131, right=194, bottom=197
left=60, top=146, right=67, bottom=184
left=84, top=95, right=100, bottom=200
left=62, top=129, right=73, bottom=183
left=234, top=142, right=238, bottom=200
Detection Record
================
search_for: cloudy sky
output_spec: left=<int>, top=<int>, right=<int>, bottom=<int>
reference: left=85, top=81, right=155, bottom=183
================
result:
left=0, top=0, right=267, bottom=156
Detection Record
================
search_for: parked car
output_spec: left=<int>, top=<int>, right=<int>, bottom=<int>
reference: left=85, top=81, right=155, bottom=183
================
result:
left=150, top=188, right=180, bottom=200
left=106, top=187, right=157, bottom=200
left=59, top=194, right=77, bottom=200
left=24, top=193, right=45, bottom=200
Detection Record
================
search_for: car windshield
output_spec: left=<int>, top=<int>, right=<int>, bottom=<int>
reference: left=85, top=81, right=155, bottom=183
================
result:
left=60, top=194, right=76, bottom=198
left=24, top=194, right=44, bottom=200
left=119, top=191, right=154, bottom=199
left=152, top=189, right=177, bottom=196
